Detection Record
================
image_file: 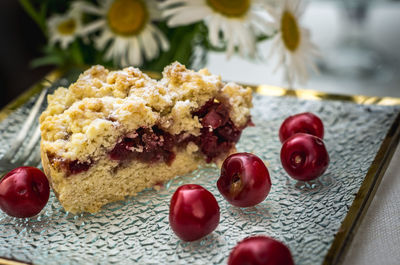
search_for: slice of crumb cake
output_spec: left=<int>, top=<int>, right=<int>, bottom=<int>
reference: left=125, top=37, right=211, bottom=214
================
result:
left=39, top=62, right=253, bottom=214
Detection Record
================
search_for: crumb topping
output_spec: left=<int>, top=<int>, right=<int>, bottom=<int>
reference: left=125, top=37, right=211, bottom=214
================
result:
left=40, top=62, right=252, bottom=161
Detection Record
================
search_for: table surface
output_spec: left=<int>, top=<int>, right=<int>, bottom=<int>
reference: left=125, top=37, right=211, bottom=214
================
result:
left=205, top=1, right=400, bottom=264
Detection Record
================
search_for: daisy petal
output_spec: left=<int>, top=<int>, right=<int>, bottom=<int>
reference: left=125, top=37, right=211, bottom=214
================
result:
left=148, top=24, right=170, bottom=51
left=72, top=1, right=104, bottom=16
left=208, top=15, right=222, bottom=47
left=130, top=37, right=143, bottom=66
left=250, top=11, right=275, bottom=35
left=81, top=19, right=106, bottom=35
left=159, top=0, right=187, bottom=8
left=166, top=6, right=211, bottom=27
left=95, top=30, right=112, bottom=50
left=224, top=22, right=236, bottom=59
left=160, top=0, right=203, bottom=8
left=105, top=41, right=116, bottom=61
left=140, top=27, right=159, bottom=60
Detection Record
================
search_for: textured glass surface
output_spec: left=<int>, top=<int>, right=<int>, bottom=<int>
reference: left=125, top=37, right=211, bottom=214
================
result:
left=0, top=93, right=399, bottom=265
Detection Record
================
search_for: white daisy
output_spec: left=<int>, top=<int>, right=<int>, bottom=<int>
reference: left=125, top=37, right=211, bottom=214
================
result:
left=268, top=0, right=319, bottom=86
left=76, top=0, right=169, bottom=67
left=47, top=13, right=82, bottom=49
left=161, top=0, right=274, bottom=58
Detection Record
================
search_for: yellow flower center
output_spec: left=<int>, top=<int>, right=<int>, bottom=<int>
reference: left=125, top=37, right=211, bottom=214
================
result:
left=207, top=0, right=250, bottom=17
left=57, top=18, right=77, bottom=35
left=281, top=11, right=300, bottom=52
left=107, top=0, right=148, bottom=36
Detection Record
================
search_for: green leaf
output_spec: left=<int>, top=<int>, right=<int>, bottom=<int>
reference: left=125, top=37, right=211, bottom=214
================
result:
left=70, top=41, right=85, bottom=65
left=19, top=0, right=47, bottom=36
left=142, top=23, right=200, bottom=72
left=171, top=29, right=195, bottom=64
left=30, top=55, right=64, bottom=68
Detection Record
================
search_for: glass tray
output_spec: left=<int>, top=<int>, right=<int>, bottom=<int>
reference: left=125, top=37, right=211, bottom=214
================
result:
left=0, top=73, right=399, bottom=265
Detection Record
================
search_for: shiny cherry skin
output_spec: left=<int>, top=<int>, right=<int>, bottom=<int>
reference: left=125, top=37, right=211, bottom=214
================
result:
left=0, top=167, right=50, bottom=218
left=217, top=153, right=271, bottom=207
left=279, top=112, right=324, bottom=143
left=280, top=133, right=329, bottom=181
left=169, top=184, right=220, bottom=241
left=228, top=236, right=294, bottom=265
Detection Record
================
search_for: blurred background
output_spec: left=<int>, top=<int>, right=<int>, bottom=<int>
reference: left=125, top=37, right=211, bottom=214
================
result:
left=205, top=0, right=400, bottom=98
left=1, top=0, right=400, bottom=108
left=0, top=0, right=51, bottom=108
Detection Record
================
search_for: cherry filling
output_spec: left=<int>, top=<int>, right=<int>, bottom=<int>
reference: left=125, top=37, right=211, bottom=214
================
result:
left=68, top=160, right=91, bottom=175
left=61, top=99, right=250, bottom=176
left=46, top=154, right=91, bottom=176
left=109, top=127, right=176, bottom=165
left=193, top=100, right=245, bottom=162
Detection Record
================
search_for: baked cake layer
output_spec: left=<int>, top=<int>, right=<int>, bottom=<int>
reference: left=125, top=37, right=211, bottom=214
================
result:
left=41, top=143, right=208, bottom=213
left=39, top=62, right=252, bottom=213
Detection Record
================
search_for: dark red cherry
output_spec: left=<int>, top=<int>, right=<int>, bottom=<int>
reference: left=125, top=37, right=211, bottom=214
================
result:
left=68, top=160, right=91, bottom=175
left=169, top=184, right=220, bottom=241
left=201, top=104, right=228, bottom=129
left=280, top=133, right=329, bottom=181
left=228, top=236, right=294, bottom=265
left=217, top=153, right=271, bottom=207
left=279, top=112, right=324, bottom=143
left=0, top=167, right=50, bottom=218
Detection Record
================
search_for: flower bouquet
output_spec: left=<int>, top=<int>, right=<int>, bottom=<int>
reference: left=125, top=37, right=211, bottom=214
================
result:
left=20, top=0, right=318, bottom=85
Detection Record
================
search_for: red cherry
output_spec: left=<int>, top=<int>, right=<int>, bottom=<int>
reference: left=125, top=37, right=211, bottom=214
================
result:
left=169, top=184, right=220, bottom=241
left=217, top=153, right=271, bottom=207
left=0, top=167, right=50, bottom=218
left=201, top=104, right=229, bottom=129
left=280, top=133, right=329, bottom=181
left=228, top=236, right=294, bottom=265
left=279, top=112, right=324, bottom=143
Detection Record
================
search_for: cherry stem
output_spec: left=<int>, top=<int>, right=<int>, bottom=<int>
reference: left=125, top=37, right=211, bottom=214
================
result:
left=230, top=173, right=242, bottom=196
left=294, top=155, right=302, bottom=164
